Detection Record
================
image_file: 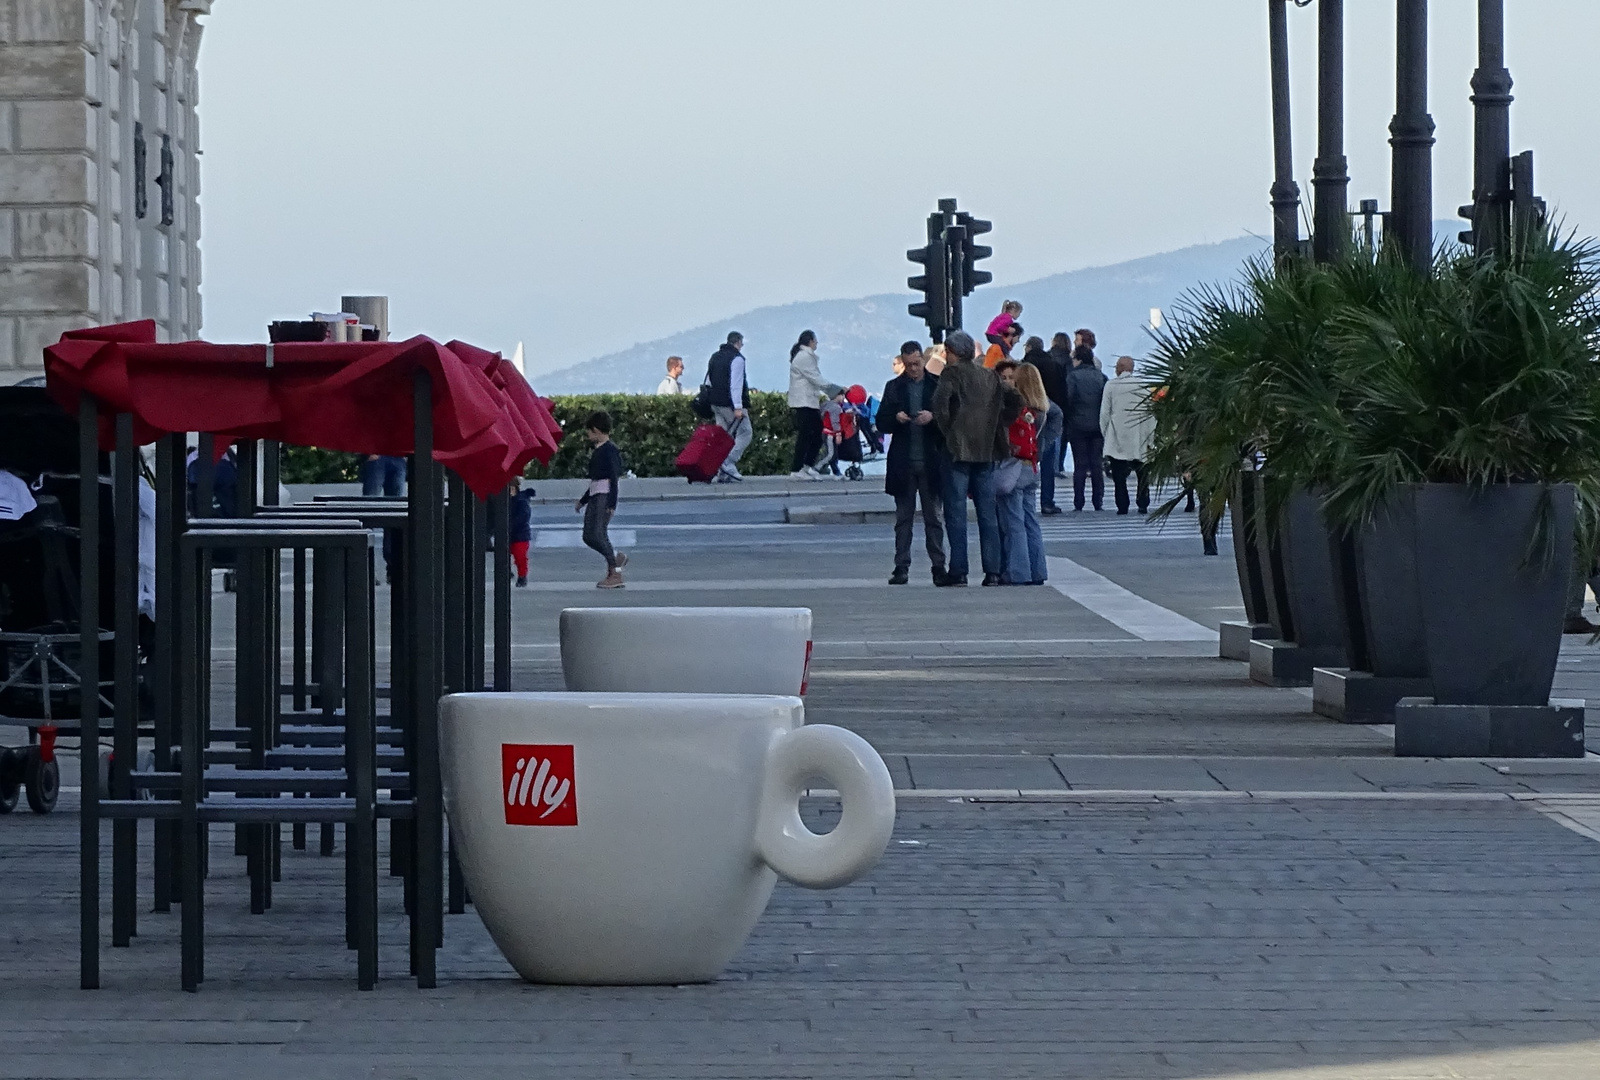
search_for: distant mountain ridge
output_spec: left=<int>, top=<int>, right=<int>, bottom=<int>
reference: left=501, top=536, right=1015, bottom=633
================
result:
left=536, top=234, right=1269, bottom=395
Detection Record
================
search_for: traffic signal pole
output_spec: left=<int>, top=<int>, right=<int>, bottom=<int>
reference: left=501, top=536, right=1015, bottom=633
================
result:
left=906, top=198, right=993, bottom=342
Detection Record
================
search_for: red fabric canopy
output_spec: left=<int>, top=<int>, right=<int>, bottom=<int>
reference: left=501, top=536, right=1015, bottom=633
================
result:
left=43, top=320, right=561, bottom=497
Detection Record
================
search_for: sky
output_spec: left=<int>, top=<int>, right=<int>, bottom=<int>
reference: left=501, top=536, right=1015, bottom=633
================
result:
left=196, top=0, right=1600, bottom=374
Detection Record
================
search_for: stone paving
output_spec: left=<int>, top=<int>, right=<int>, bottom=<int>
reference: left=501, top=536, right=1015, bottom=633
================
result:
left=9, top=494, right=1600, bottom=1077
left=8, top=796, right=1600, bottom=1078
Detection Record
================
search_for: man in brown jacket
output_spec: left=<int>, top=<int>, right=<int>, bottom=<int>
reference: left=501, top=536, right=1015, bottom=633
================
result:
left=931, top=330, right=1023, bottom=587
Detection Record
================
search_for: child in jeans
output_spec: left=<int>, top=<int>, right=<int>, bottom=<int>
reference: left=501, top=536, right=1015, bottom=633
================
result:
left=816, top=390, right=850, bottom=476
left=508, top=477, right=535, bottom=587
left=574, top=410, right=627, bottom=588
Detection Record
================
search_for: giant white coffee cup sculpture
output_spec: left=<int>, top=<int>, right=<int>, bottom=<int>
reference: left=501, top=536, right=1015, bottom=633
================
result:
left=559, top=606, right=813, bottom=696
left=441, top=692, right=895, bottom=984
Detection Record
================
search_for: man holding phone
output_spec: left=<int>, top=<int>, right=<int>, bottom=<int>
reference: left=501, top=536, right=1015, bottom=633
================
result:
left=878, top=341, right=947, bottom=585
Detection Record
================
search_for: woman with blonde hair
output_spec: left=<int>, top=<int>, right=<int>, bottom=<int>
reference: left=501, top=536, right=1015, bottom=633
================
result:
left=1009, top=362, right=1051, bottom=584
left=991, top=360, right=1049, bottom=585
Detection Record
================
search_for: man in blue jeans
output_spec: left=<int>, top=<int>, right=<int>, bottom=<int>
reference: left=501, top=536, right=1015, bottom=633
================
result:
left=360, top=454, right=405, bottom=498
left=930, top=330, right=1023, bottom=587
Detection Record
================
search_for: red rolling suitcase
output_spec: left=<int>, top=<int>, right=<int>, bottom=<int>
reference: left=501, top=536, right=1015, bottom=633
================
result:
left=675, top=423, right=735, bottom=483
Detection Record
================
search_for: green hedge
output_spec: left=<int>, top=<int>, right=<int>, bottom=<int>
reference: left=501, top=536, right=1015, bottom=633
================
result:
left=280, top=446, right=361, bottom=484
left=279, top=391, right=797, bottom=483
left=529, top=392, right=794, bottom=479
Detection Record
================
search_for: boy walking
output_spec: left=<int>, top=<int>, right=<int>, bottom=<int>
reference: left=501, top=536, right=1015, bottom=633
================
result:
left=575, top=410, right=628, bottom=588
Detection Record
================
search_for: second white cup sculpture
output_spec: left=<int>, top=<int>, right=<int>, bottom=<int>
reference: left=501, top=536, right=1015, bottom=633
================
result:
left=440, top=692, right=895, bottom=985
left=560, top=607, right=813, bottom=696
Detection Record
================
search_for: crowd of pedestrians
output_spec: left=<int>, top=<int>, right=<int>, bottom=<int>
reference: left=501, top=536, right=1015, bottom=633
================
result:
left=877, top=305, right=1164, bottom=586
left=651, top=309, right=1167, bottom=584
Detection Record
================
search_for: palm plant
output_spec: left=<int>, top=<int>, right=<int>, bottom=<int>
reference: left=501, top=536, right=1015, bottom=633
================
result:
left=1144, top=230, right=1600, bottom=545
left=1142, top=253, right=1350, bottom=523
left=1323, top=231, right=1600, bottom=552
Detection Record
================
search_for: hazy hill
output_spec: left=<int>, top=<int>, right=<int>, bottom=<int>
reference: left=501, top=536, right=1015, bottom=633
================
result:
left=535, top=234, right=1268, bottom=395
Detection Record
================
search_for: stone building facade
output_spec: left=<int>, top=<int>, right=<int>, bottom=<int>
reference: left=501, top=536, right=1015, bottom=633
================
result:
left=0, top=0, right=211, bottom=383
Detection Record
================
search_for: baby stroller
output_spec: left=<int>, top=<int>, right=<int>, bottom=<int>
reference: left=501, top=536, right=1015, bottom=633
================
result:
left=816, top=386, right=870, bottom=481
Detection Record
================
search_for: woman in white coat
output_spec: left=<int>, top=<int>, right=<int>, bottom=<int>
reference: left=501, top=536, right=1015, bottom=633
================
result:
left=787, top=330, right=832, bottom=478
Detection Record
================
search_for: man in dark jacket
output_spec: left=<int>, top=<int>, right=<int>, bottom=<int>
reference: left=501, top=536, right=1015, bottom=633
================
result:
left=931, top=330, right=1023, bottom=587
left=878, top=342, right=947, bottom=585
left=1047, top=333, right=1074, bottom=476
left=705, top=331, right=752, bottom=482
left=1063, top=345, right=1109, bottom=511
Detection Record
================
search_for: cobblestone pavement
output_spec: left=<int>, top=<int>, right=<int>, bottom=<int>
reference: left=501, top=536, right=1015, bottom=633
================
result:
left=11, top=503, right=1600, bottom=1077
left=6, top=797, right=1600, bottom=1078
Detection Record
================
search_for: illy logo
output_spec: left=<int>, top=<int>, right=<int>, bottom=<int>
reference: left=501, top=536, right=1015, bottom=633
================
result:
left=800, top=640, right=814, bottom=696
left=502, top=744, right=577, bottom=826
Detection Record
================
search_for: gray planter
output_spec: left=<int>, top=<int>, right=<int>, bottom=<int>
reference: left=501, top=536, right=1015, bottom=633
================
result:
left=1229, top=471, right=1272, bottom=627
left=1326, top=524, right=1371, bottom=673
left=1355, top=493, right=1429, bottom=680
left=1313, top=494, right=1433, bottom=722
left=1250, top=488, right=1346, bottom=686
left=1222, top=471, right=1278, bottom=661
left=1411, top=483, right=1573, bottom=706
left=1280, top=491, right=1346, bottom=662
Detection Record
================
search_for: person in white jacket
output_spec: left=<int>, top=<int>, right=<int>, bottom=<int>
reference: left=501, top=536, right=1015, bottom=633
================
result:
left=1099, top=355, right=1156, bottom=514
left=787, top=330, right=833, bottom=479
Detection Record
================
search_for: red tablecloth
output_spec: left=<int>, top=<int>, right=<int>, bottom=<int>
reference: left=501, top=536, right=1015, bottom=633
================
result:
left=43, top=320, right=561, bottom=497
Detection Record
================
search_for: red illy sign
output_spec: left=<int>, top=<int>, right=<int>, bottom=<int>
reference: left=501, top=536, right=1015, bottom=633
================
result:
left=502, top=744, right=577, bottom=826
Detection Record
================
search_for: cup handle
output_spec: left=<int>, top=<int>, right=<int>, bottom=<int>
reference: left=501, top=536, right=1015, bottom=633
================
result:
left=755, top=724, right=896, bottom=889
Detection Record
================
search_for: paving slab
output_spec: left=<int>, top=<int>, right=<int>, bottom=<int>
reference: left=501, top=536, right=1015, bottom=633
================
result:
left=1052, top=755, right=1226, bottom=791
left=902, top=754, right=1066, bottom=791
left=1344, top=756, right=1529, bottom=792
left=1200, top=758, right=1379, bottom=792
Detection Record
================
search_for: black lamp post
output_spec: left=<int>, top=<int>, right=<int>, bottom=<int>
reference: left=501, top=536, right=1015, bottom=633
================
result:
left=1466, top=0, right=1513, bottom=255
left=1312, top=0, right=1349, bottom=263
left=1388, top=0, right=1435, bottom=273
left=1267, top=0, right=1302, bottom=261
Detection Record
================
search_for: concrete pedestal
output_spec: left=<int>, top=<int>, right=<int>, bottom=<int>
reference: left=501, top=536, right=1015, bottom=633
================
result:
left=1220, top=621, right=1274, bottom=662
left=1312, top=668, right=1432, bottom=724
left=1394, top=697, right=1585, bottom=758
left=1249, top=639, right=1344, bottom=688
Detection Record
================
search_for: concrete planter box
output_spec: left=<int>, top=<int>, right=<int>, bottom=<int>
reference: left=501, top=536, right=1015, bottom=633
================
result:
left=1221, top=471, right=1276, bottom=661
left=1314, top=493, right=1434, bottom=722
left=1396, top=483, right=1581, bottom=758
left=1231, top=471, right=1273, bottom=626
left=1250, top=489, right=1344, bottom=686
left=1354, top=493, right=1431, bottom=681
left=1414, top=483, right=1572, bottom=706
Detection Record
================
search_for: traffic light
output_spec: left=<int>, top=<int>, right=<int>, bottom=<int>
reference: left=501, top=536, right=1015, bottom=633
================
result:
left=1457, top=201, right=1479, bottom=250
left=955, top=212, right=993, bottom=295
left=907, top=212, right=950, bottom=336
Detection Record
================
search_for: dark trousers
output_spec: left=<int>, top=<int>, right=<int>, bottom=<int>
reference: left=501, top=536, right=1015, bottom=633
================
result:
left=582, top=499, right=617, bottom=570
left=1067, top=430, right=1105, bottom=510
left=894, top=464, right=947, bottom=572
left=361, top=455, right=405, bottom=581
left=1107, top=458, right=1149, bottom=513
left=791, top=407, right=823, bottom=472
left=360, top=455, right=406, bottom=497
